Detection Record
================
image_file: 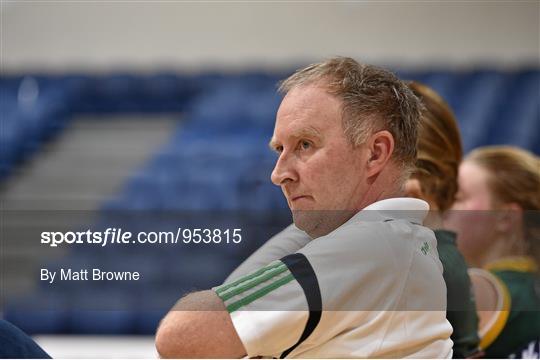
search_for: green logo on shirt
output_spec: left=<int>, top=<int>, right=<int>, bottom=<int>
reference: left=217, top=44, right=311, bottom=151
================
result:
left=421, top=242, right=430, bottom=255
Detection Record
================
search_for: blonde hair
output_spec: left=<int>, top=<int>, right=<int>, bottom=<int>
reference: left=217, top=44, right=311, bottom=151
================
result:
left=408, top=81, right=463, bottom=212
left=466, top=146, right=540, bottom=211
left=279, top=57, right=422, bottom=173
left=466, top=146, right=540, bottom=262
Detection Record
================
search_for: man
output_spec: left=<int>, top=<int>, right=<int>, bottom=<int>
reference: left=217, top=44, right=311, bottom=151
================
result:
left=155, top=57, right=453, bottom=358
left=226, top=81, right=482, bottom=358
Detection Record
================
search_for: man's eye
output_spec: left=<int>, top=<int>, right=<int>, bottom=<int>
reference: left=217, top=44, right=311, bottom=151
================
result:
left=300, top=141, right=311, bottom=150
left=275, top=145, right=283, bottom=153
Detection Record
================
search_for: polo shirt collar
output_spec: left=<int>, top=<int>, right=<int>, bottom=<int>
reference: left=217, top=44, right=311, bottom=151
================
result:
left=359, top=197, right=429, bottom=225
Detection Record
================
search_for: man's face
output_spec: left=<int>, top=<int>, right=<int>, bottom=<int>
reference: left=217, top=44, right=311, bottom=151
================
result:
left=270, top=84, right=371, bottom=237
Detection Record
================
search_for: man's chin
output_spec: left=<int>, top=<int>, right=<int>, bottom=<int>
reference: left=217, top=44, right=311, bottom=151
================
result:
left=292, top=210, right=318, bottom=233
left=292, top=209, right=356, bottom=238
left=292, top=210, right=334, bottom=238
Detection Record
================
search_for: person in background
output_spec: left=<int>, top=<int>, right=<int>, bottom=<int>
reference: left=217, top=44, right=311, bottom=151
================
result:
left=404, top=82, right=480, bottom=358
left=446, top=145, right=540, bottom=358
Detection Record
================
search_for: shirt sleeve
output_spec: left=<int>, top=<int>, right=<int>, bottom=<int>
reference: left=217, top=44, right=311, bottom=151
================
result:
left=225, top=224, right=311, bottom=283
left=213, top=259, right=309, bottom=357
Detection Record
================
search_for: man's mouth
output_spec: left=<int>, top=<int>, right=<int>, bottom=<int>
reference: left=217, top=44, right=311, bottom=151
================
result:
left=290, top=195, right=311, bottom=202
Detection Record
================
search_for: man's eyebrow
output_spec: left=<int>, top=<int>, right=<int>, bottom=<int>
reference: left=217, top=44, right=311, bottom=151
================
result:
left=268, top=126, right=322, bottom=151
left=268, top=138, right=279, bottom=151
left=297, top=126, right=322, bottom=139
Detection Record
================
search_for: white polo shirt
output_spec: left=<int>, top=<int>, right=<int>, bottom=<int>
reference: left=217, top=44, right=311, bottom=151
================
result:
left=214, top=198, right=453, bottom=358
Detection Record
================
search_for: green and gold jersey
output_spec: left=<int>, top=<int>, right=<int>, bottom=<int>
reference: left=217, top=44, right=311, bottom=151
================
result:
left=435, top=230, right=480, bottom=358
left=482, top=256, right=540, bottom=358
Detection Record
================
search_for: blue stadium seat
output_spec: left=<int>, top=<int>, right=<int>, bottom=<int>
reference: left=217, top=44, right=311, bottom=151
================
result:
left=4, top=293, right=69, bottom=334
left=68, top=289, right=136, bottom=334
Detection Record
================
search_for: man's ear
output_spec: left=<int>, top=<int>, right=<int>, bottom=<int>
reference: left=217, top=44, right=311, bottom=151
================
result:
left=366, top=130, right=395, bottom=177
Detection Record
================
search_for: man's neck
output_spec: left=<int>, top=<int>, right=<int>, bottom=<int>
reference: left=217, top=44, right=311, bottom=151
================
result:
left=307, top=192, right=406, bottom=239
left=305, top=166, right=405, bottom=238
left=356, top=172, right=405, bottom=211
left=305, top=210, right=357, bottom=239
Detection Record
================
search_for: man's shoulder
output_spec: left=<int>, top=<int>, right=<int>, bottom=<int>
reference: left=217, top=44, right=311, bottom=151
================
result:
left=298, top=212, right=437, bottom=278
left=316, top=209, right=433, bottom=246
left=302, top=216, right=392, bottom=253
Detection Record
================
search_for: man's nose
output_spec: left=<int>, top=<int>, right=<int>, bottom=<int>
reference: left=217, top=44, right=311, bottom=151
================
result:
left=271, top=152, right=298, bottom=186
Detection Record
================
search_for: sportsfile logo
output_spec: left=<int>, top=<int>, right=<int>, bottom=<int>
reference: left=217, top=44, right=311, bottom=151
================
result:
left=40, top=228, right=243, bottom=247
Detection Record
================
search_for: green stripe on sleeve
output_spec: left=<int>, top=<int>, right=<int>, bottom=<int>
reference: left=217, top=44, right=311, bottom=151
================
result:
left=219, top=264, right=288, bottom=302
left=215, top=260, right=284, bottom=295
left=227, top=273, right=295, bottom=313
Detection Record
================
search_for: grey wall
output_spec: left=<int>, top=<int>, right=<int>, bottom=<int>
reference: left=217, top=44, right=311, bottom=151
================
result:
left=2, top=1, right=539, bottom=72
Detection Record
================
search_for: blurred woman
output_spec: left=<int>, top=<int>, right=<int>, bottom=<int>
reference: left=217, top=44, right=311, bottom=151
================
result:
left=446, top=146, right=540, bottom=358
left=405, top=82, right=480, bottom=358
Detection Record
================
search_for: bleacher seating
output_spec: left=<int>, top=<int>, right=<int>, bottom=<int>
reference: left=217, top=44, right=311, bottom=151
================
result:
left=2, top=68, right=539, bottom=335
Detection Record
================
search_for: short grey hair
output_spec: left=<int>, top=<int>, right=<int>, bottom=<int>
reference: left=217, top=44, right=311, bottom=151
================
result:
left=278, top=57, right=422, bottom=173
